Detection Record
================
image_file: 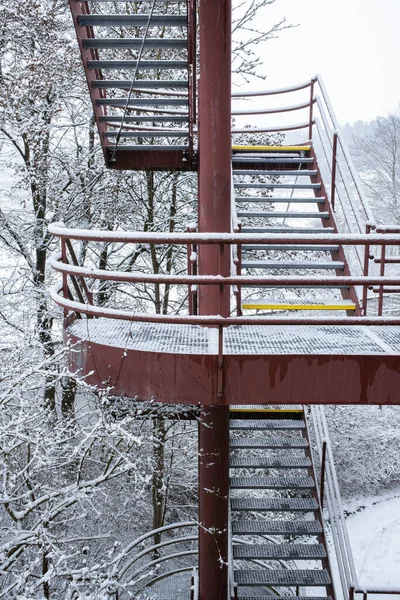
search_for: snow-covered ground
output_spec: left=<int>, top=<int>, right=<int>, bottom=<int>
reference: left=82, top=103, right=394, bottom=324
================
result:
left=346, top=491, right=400, bottom=590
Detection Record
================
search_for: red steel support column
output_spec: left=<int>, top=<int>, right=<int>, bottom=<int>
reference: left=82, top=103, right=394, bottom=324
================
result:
left=198, top=0, right=231, bottom=598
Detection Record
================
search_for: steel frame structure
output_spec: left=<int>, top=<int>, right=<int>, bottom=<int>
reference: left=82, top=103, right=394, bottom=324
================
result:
left=55, top=3, right=400, bottom=598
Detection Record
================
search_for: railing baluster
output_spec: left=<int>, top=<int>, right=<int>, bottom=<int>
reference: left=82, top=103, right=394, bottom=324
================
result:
left=331, top=132, right=338, bottom=212
left=378, top=243, right=386, bottom=316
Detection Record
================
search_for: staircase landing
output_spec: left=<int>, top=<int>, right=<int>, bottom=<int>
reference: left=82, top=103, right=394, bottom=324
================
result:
left=67, top=319, right=400, bottom=405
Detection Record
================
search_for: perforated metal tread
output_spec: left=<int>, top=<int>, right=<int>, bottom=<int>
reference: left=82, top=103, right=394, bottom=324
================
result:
left=231, top=476, right=315, bottom=489
left=230, top=436, right=308, bottom=449
left=230, top=419, right=305, bottom=430
left=237, top=597, right=332, bottom=600
left=230, top=456, right=311, bottom=469
left=233, top=543, right=326, bottom=559
left=231, top=497, right=318, bottom=512
left=235, top=569, right=331, bottom=587
left=230, top=404, right=303, bottom=412
left=232, top=520, right=322, bottom=535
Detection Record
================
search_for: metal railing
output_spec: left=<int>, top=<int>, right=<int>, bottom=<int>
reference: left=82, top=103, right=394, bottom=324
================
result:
left=66, top=521, right=198, bottom=597
left=309, top=406, right=357, bottom=600
left=50, top=223, right=400, bottom=327
left=231, top=75, right=375, bottom=235
left=310, top=407, right=400, bottom=600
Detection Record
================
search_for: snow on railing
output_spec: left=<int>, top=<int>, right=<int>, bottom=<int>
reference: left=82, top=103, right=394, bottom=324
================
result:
left=49, top=222, right=400, bottom=326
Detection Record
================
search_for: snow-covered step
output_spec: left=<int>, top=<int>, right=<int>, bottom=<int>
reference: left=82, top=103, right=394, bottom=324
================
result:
left=83, top=37, right=187, bottom=49
left=235, top=569, right=331, bottom=587
left=233, top=169, right=318, bottom=176
left=231, top=497, right=318, bottom=512
left=241, top=244, right=338, bottom=251
left=230, top=476, right=315, bottom=489
left=89, top=60, right=188, bottom=71
left=230, top=455, right=311, bottom=469
left=242, top=299, right=356, bottom=311
left=237, top=211, right=329, bottom=219
left=232, top=520, right=322, bottom=535
left=235, top=196, right=326, bottom=203
left=230, top=436, right=308, bottom=449
left=235, top=182, right=320, bottom=190
left=79, top=14, right=187, bottom=27
left=241, top=261, right=344, bottom=270
left=240, top=227, right=335, bottom=233
left=233, top=543, right=326, bottom=560
left=230, top=419, right=305, bottom=430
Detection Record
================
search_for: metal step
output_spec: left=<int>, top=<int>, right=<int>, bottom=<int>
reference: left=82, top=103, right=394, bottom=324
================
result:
left=232, top=520, right=322, bottom=535
left=240, top=227, right=335, bottom=233
left=237, top=211, right=329, bottom=219
left=241, top=244, right=338, bottom=251
left=241, top=261, right=344, bottom=270
left=83, top=38, right=187, bottom=49
left=242, top=299, right=356, bottom=311
left=235, top=183, right=321, bottom=190
left=88, top=60, right=188, bottom=70
left=107, top=145, right=188, bottom=152
left=235, top=569, right=331, bottom=587
left=232, top=157, right=314, bottom=164
left=230, top=404, right=303, bottom=413
left=236, top=597, right=331, bottom=600
left=96, top=98, right=188, bottom=107
left=78, top=14, right=187, bottom=27
left=92, top=79, right=188, bottom=89
left=231, top=497, right=318, bottom=512
left=230, top=437, right=308, bottom=449
left=81, top=0, right=187, bottom=3
left=233, top=170, right=318, bottom=177
left=230, top=419, right=305, bottom=430
left=235, top=197, right=326, bottom=204
left=230, top=456, right=311, bottom=469
left=105, top=130, right=189, bottom=138
left=233, top=543, right=326, bottom=560
left=230, top=476, right=315, bottom=489
left=100, top=116, right=189, bottom=124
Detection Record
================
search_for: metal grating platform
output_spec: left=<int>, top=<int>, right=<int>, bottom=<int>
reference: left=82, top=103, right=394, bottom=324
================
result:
left=230, top=456, right=311, bottom=469
left=232, top=520, right=322, bottom=535
left=230, top=420, right=305, bottom=430
left=237, top=597, right=332, bottom=600
left=233, top=543, right=326, bottom=559
left=68, top=320, right=400, bottom=356
left=230, top=476, right=315, bottom=489
left=230, top=437, right=308, bottom=449
left=235, top=569, right=331, bottom=587
left=231, top=497, right=318, bottom=512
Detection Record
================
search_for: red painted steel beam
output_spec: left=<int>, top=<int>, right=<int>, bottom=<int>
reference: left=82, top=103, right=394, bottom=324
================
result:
left=67, top=334, right=400, bottom=406
left=68, top=1, right=109, bottom=164
left=105, top=149, right=195, bottom=171
left=197, top=0, right=231, bottom=597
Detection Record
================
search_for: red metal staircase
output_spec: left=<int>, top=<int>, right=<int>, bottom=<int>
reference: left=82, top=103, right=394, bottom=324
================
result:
left=50, top=2, right=400, bottom=599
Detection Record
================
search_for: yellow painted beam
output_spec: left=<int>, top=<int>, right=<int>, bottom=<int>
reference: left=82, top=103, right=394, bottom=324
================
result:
left=242, top=303, right=356, bottom=311
left=232, top=145, right=311, bottom=152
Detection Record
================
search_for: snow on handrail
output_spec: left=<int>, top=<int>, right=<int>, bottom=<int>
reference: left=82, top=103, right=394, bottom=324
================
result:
left=49, top=223, right=400, bottom=245
left=315, top=74, right=375, bottom=228
left=231, top=77, right=316, bottom=98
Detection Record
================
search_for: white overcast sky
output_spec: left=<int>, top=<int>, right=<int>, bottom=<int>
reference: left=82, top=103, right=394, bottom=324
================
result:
left=250, top=0, right=400, bottom=125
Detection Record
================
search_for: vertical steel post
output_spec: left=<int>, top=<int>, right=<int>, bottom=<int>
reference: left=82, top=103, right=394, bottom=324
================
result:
left=331, top=132, right=338, bottom=212
left=378, top=244, right=386, bottom=316
left=198, top=0, right=231, bottom=598
left=308, top=79, right=315, bottom=141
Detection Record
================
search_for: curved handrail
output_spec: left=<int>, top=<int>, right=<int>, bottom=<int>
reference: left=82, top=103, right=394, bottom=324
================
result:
left=232, top=78, right=315, bottom=97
